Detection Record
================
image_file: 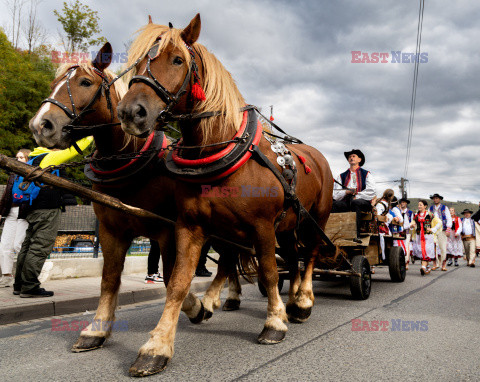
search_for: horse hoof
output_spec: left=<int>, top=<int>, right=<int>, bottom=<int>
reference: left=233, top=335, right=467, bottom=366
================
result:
left=257, top=327, right=286, bottom=344
left=71, top=336, right=106, bottom=352
left=286, top=304, right=312, bottom=323
left=129, top=354, right=169, bottom=377
left=222, top=299, right=240, bottom=311
left=203, top=309, right=213, bottom=321
left=188, top=301, right=205, bottom=324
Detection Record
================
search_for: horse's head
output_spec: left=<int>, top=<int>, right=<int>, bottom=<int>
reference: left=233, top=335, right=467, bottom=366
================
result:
left=118, top=14, right=203, bottom=137
left=29, top=42, right=123, bottom=149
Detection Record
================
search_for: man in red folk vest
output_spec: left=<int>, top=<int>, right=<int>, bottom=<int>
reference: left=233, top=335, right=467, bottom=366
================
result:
left=332, top=149, right=376, bottom=241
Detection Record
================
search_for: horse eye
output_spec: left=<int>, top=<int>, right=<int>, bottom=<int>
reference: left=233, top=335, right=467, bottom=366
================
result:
left=173, top=56, right=184, bottom=66
left=80, top=79, right=92, bottom=87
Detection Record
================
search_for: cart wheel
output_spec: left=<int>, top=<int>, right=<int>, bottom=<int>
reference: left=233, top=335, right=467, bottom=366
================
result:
left=258, top=277, right=284, bottom=297
left=388, top=246, right=406, bottom=282
left=350, top=255, right=371, bottom=300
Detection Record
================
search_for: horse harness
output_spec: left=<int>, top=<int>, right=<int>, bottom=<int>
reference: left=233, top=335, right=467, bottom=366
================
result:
left=165, top=106, right=335, bottom=250
left=84, top=131, right=168, bottom=184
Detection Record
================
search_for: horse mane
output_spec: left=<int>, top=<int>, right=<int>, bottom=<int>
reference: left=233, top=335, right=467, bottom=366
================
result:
left=126, top=23, right=246, bottom=145
left=55, top=63, right=127, bottom=100
left=55, top=63, right=139, bottom=151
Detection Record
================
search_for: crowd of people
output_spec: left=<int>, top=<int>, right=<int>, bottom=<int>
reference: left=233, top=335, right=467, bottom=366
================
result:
left=332, top=148, right=480, bottom=276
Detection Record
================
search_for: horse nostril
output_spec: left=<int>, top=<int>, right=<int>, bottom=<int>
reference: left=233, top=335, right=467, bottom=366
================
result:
left=41, top=119, right=54, bottom=131
left=135, top=104, right=147, bottom=119
left=117, top=107, right=125, bottom=120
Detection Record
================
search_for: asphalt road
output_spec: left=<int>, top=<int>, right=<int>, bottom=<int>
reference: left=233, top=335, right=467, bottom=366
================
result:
left=1, top=263, right=479, bottom=382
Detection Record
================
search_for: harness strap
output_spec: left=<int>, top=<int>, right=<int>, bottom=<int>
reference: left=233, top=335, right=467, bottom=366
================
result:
left=250, top=145, right=335, bottom=250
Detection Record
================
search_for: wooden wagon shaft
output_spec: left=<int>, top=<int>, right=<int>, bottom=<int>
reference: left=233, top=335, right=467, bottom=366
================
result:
left=0, top=154, right=255, bottom=255
left=313, top=268, right=361, bottom=277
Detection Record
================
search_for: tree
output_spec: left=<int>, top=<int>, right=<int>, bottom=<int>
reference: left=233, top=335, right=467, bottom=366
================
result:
left=0, top=29, right=56, bottom=182
left=4, top=0, right=27, bottom=49
left=54, top=0, right=107, bottom=53
left=23, top=0, right=48, bottom=54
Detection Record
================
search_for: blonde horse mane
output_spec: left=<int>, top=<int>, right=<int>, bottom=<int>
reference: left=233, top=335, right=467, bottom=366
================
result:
left=126, top=23, right=246, bottom=145
left=55, top=63, right=127, bottom=100
left=55, top=62, right=139, bottom=150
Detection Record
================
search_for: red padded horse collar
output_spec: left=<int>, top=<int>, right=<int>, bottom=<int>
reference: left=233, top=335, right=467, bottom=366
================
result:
left=165, top=108, right=262, bottom=182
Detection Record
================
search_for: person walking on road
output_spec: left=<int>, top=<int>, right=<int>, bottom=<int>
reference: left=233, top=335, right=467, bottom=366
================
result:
left=0, top=149, right=31, bottom=288
left=411, top=200, right=442, bottom=276
left=429, top=193, right=452, bottom=271
left=13, top=137, right=93, bottom=298
left=398, top=198, right=413, bottom=269
left=145, top=239, right=163, bottom=283
left=446, top=207, right=462, bottom=267
left=461, top=209, right=476, bottom=267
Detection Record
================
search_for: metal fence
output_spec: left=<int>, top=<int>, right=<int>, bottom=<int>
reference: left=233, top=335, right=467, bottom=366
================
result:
left=51, top=205, right=152, bottom=258
left=0, top=184, right=152, bottom=259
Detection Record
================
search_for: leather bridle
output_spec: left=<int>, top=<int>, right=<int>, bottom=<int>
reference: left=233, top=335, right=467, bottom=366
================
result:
left=128, top=39, right=215, bottom=124
left=42, top=66, right=116, bottom=131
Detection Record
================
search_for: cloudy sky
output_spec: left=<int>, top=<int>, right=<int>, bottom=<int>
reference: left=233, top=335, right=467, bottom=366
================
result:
left=2, top=0, right=479, bottom=203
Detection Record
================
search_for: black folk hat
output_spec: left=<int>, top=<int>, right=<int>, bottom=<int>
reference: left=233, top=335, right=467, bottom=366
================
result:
left=429, top=193, right=443, bottom=200
left=344, top=149, right=365, bottom=167
left=461, top=209, right=474, bottom=215
left=399, top=198, right=410, bottom=204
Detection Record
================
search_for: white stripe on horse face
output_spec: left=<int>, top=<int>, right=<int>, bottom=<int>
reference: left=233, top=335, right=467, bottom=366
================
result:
left=32, top=69, right=77, bottom=127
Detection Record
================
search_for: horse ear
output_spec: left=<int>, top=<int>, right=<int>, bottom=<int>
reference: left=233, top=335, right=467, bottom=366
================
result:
left=181, top=13, right=201, bottom=45
left=93, top=42, right=112, bottom=71
left=148, top=15, right=153, bottom=24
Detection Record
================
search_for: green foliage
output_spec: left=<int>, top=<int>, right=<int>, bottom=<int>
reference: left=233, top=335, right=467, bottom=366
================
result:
left=54, top=0, right=107, bottom=53
left=0, top=29, right=56, bottom=183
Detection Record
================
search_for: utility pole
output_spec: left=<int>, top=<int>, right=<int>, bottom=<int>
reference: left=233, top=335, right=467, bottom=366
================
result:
left=399, top=177, right=408, bottom=199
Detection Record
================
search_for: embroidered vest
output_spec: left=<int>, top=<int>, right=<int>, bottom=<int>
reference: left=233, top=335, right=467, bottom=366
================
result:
left=340, top=168, right=369, bottom=193
left=429, top=204, right=447, bottom=230
left=389, top=206, right=404, bottom=233
left=461, top=218, right=476, bottom=237
left=414, top=212, right=432, bottom=235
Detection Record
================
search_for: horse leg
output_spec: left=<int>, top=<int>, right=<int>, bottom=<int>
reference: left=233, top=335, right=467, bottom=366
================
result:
left=222, top=261, right=242, bottom=311
left=72, top=225, right=131, bottom=352
left=129, top=224, right=205, bottom=376
left=276, top=233, right=302, bottom=319
left=159, top=228, right=204, bottom=324
left=255, top=227, right=288, bottom=344
left=287, top=242, right=321, bottom=323
left=202, top=253, right=230, bottom=319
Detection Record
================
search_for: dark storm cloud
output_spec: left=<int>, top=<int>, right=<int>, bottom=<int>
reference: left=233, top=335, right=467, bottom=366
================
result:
left=2, top=0, right=478, bottom=201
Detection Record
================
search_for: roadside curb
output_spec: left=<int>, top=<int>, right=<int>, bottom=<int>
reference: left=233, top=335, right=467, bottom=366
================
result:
left=0, top=279, right=216, bottom=326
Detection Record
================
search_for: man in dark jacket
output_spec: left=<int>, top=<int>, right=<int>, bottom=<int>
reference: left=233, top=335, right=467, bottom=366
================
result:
left=13, top=138, right=92, bottom=297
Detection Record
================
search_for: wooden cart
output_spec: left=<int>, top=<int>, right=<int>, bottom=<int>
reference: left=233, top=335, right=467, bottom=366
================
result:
left=258, top=211, right=406, bottom=300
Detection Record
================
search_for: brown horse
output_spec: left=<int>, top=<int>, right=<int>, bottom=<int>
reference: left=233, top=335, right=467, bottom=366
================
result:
left=28, top=42, right=242, bottom=353
left=118, top=14, right=333, bottom=376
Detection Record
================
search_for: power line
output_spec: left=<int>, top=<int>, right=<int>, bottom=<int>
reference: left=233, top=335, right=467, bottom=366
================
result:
left=404, top=0, right=425, bottom=179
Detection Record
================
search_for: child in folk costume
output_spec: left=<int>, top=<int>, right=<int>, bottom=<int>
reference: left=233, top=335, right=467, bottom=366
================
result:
left=446, top=208, right=463, bottom=266
left=398, top=198, right=414, bottom=269
left=411, top=200, right=442, bottom=275
left=461, top=209, right=476, bottom=267
left=375, top=190, right=399, bottom=270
